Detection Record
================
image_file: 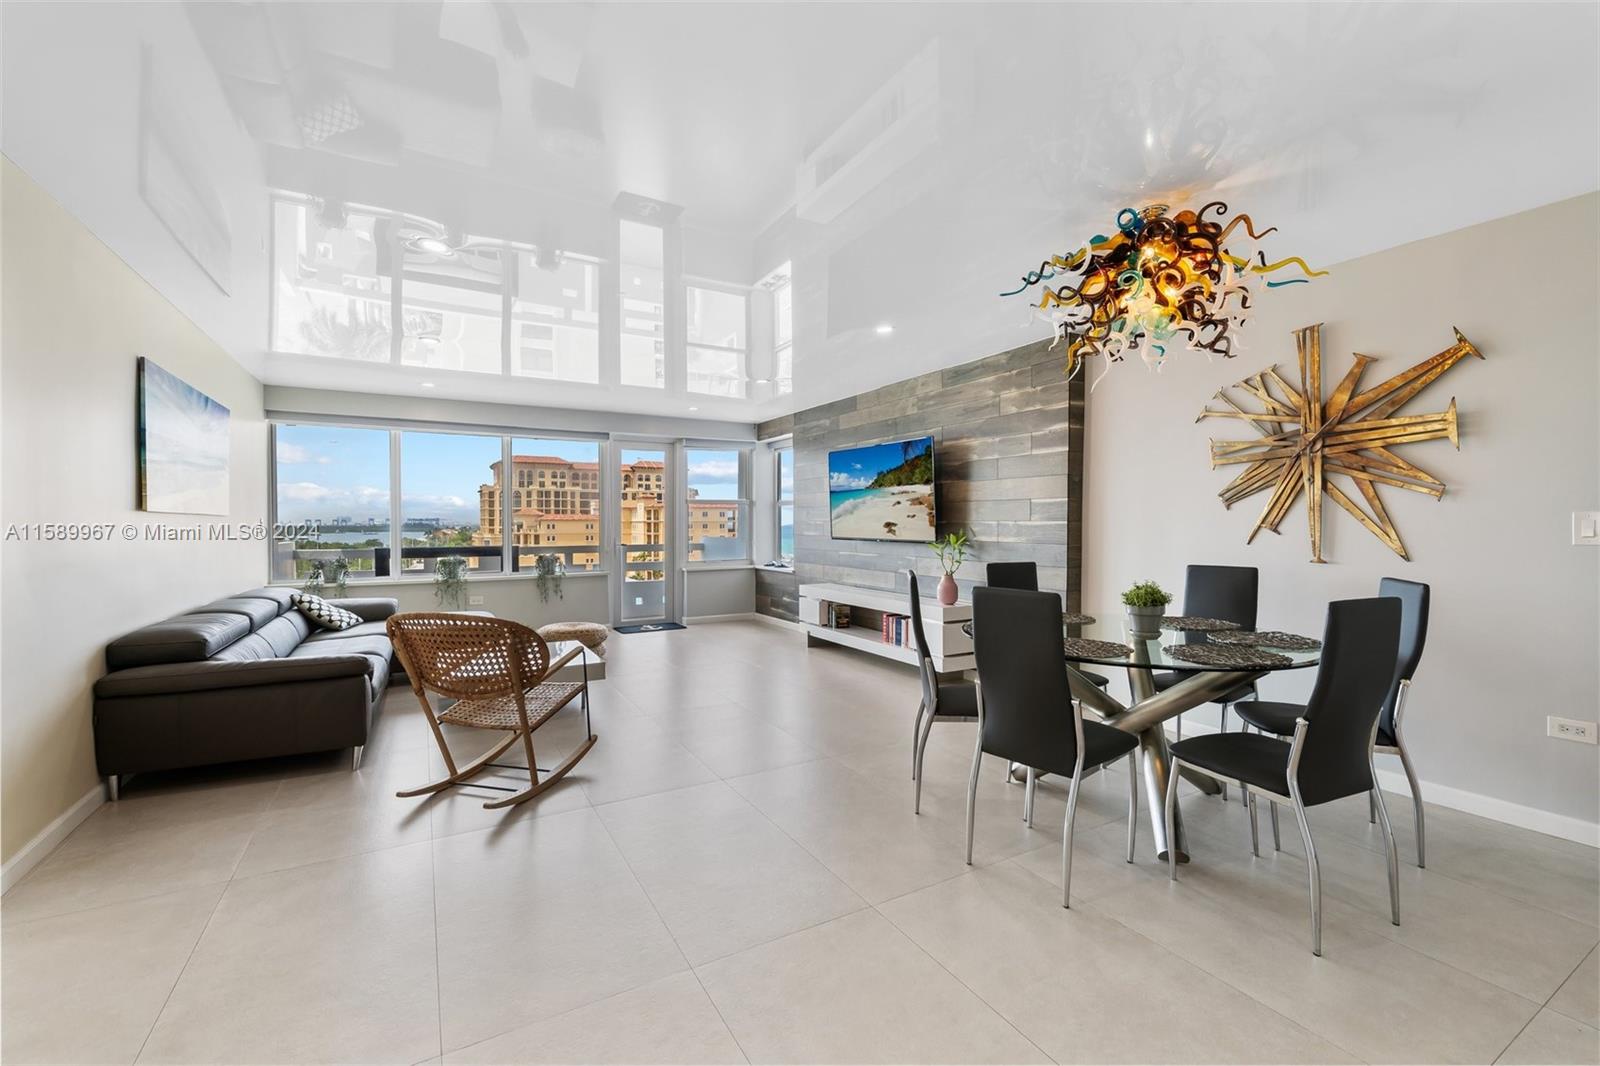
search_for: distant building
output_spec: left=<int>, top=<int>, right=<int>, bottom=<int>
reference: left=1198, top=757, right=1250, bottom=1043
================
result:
left=474, top=455, right=737, bottom=569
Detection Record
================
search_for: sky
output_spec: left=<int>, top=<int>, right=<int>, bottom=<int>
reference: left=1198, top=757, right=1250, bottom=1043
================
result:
left=275, top=426, right=740, bottom=523
left=827, top=436, right=933, bottom=492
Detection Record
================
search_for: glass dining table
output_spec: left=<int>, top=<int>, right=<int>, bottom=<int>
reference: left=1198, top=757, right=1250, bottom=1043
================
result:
left=964, top=612, right=1320, bottom=862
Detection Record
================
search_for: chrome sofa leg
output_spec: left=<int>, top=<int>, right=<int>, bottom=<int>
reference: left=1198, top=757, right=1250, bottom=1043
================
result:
left=106, top=774, right=120, bottom=802
left=352, top=745, right=364, bottom=771
left=1396, top=741, right=1426, bottom=868
left=1290, top=797, right=1323, bottom=956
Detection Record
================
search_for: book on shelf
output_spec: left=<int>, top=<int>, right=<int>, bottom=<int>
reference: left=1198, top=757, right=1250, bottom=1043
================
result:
left=830, top=603, right=851, bottom=629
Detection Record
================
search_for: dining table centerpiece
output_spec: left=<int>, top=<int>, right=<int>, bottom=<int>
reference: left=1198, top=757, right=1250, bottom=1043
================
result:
left=1121, top=579, right=1173, bottom=638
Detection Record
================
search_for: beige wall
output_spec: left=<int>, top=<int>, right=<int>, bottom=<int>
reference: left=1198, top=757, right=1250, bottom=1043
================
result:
left=1, top=158, right=269, bottom=865
left=1083, top=193, right=1600, bottom=833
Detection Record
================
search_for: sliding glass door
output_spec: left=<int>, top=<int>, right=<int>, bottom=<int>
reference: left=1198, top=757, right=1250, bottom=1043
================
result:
left=617, top=444, right=673, bottom=624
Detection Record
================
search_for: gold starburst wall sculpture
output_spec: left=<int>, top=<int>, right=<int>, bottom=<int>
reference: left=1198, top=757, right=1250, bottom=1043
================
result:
left=1198, top=324, right=1483, bottom=562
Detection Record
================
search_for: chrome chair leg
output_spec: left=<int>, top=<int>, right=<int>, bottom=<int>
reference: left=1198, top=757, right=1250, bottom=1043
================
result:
left=1061, top=766, right=1083, bottom=908
left=1023, top=767, right=1037, bottom=827
left=1125, top=751, right=1139, bottom=863
left=1247, top=792, right=1260, bottom=857
left=964, top=735, right=982, bottom=865
left=106, top=774, right=120, bottom=802
left=1165, top=759, right=1182, bottom=881
left=352, top=745, right=364, bottom=771
left=1369, top=790, right=1377, bottom=824
left=1269, top=800, right=1281, bottom=852
left=1290, top=795, right=1323, bottom=956
left=1373, top=786, right=1402, bottom=926
left=912, top=702, right=938, bottom=814
left=1396, top=741, right=1427, bottom=868
left=911, top=698, right=926, bottom=779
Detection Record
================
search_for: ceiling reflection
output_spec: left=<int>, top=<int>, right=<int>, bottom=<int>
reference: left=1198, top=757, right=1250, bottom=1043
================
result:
left=1, top=2, right=1594, bottom=422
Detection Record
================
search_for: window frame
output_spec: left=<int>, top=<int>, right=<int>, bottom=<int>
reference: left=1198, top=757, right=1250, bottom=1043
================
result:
left=267, top=416, right=611, bottom=584
left=773, top=441, right=795, bottom=567
left=681, top=442, right=753, bottom=569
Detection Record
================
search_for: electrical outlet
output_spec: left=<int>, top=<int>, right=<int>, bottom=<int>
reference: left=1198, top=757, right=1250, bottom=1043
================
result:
left=1574, top=511, right=1600, bottom=546
left=468, top=595, right=485, bottom=606
left=1548, top=716, right=1597, bottom=744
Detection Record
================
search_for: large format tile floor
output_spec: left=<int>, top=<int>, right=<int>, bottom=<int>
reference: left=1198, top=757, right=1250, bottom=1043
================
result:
left=4, top=619, right=1597, bottom=1064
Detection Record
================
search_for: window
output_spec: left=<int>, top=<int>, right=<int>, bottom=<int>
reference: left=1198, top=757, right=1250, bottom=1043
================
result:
left=511, top=252, right=600, bottom=383
left=399, top=243, right=504, bottom=374
left=271, top=200, right=393, bottom=360
left=772, top=265, right=793, bottom=395
left=619, top=220, right=665, bottom=388
left=507, top=438, right=603, bottom=572
left=685, top=447, right=749, bottom=564
left=776, top=445, right=794, bottom=565
left=399, top=431, right=504, bottom=575
left=271, top=425, right=392, bottom=581
left=686, top=285, right=748, bottom=398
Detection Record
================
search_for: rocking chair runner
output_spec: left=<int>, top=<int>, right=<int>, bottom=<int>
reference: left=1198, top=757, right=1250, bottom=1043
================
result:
left=386, top=613, right=597, bottom=809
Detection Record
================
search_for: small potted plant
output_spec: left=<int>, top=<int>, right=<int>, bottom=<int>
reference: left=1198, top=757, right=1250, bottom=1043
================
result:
left=1121, top=579, right=1172, bottom=638
left=930, top=530, right=973, bottom=606
left=325, top=556, right=351, bottom=599
left=300, top=558, right=327, bottom=597
left=434, top=555, right=469, bottom=610
left=534, top=553, right=564, bottom=603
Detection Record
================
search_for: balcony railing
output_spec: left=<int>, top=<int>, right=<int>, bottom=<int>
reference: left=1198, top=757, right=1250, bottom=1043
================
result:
left=271, top=542, right=603, bottom=583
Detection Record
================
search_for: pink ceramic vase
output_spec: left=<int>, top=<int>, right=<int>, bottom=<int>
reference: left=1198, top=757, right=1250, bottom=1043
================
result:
left=937, top=572, right=959, bottom=605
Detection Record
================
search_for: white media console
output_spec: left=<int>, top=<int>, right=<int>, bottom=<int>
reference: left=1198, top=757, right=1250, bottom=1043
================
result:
left=798, top=582, right=974, bottom=673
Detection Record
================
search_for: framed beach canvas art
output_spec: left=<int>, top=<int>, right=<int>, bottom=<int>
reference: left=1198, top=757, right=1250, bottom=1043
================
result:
left=138, top=357, right=230, bottom=515
left=828, top=435, right=936, bottom=542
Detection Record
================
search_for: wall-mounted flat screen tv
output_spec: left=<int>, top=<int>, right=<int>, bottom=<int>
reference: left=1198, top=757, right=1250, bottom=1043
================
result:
left=828, top=435, right=936, bottom=542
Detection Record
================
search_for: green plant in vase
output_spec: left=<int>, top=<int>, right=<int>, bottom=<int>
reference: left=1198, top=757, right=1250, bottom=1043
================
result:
left=930, top=529, right=974, bottom=606
left=434, top=555, right=469, bottom=609
left=1121, top=579, right=1172, bottom=638
left=325, top=556, right=351, bottom=599
left=300, top=559, right=327, bottom=597
left=534, top=553, right=565, bottom=603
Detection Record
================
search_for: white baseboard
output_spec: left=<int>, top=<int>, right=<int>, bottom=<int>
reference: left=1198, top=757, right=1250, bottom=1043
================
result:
left=683, top=612, right=760, bottom=624
left=2, top=784, right=104, bottom=895
left=1161, top=719, right=1599, bottom=849
left=749, top=611, right=804, bottom=631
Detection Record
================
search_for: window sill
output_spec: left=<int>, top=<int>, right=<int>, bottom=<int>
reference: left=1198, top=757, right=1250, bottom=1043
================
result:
left=682, top=561, right=756, bottom=573
left=759, top=563, right=795, bottom=573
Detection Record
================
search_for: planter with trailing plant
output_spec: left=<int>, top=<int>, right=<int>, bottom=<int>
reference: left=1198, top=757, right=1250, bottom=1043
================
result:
left=301, top=559, right=326, bottom=597
left=1121, top=579, right=1172, bottom=638
left=930, top=530, right=974, bottom=606
left=325, top=556, right=351, bottom=599
left=434, top=555, right=469, bottom=610
left=534, top=553, right=565, bottom=603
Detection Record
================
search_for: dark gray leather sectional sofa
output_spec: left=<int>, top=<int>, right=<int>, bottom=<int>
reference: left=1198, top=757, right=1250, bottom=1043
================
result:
left=93, top=587, right=399, bottom=797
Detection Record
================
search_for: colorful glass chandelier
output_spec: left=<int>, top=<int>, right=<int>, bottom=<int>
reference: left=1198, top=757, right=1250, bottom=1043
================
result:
left=1003, top=202, right=1326, bottom=381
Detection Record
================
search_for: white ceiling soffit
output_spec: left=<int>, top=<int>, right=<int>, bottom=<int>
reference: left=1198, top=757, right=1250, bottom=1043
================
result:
left=0, top=2, right=1594, bottom=424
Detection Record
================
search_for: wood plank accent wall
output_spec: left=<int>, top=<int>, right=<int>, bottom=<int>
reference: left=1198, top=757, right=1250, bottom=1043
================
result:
left=756, top=338, right=1084, bottom=618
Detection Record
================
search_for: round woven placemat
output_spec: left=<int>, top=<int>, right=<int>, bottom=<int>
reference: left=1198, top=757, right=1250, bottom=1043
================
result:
left=1065, top=637, right=1133, bottom=659
left=1159, top=616, right=1243, bottom=632
left=1209, top=630, right=1322, bottom=651
left=1163, top=643, right=1291, bottom=668
left=1062, top=612, right=1097, bottom=626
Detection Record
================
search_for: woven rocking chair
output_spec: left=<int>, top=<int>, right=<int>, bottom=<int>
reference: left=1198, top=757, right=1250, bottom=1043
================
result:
left=386, top=613, right=596, bottom=809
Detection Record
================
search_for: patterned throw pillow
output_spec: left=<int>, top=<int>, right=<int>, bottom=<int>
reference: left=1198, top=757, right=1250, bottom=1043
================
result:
left=290, top=591, right=362, bottom=631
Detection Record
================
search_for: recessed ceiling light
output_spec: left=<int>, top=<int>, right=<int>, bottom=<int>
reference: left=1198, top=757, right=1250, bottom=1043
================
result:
left=875, top=323, right=894, bottom=335
left=419, top=381, right=435, bottom=389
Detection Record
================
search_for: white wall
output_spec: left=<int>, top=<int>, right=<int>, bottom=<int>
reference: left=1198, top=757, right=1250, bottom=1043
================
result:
left=1082, top=193, right=1600, bottom=836
left=1, top=159, right=270, bottom=867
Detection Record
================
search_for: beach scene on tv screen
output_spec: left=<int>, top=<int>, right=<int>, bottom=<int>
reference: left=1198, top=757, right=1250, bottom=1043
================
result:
left=829, top=437, right=935, bottom=541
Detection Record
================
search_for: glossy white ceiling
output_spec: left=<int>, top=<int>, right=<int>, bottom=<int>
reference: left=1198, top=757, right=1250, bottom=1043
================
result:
left=3, top=1, right=1596, bottom=424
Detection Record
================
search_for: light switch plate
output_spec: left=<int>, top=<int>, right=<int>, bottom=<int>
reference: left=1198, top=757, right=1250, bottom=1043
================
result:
left=1574, top=511, right=1600, bottom=546
left=468, top=595, right=485, bottom=606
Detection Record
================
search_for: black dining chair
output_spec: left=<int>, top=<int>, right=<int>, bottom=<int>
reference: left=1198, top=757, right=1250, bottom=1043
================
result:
left=966, top=587, right=1140, bottom=907
left=985, top=560, right=1110, bottom=697
left=1233, top=578, right=1431, bottom=866
left=909, top=570, right=978, bottom=814
left=1152, top=565, right=1261, bottom=746
left=1165, top=597, right=1403, bottom=956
